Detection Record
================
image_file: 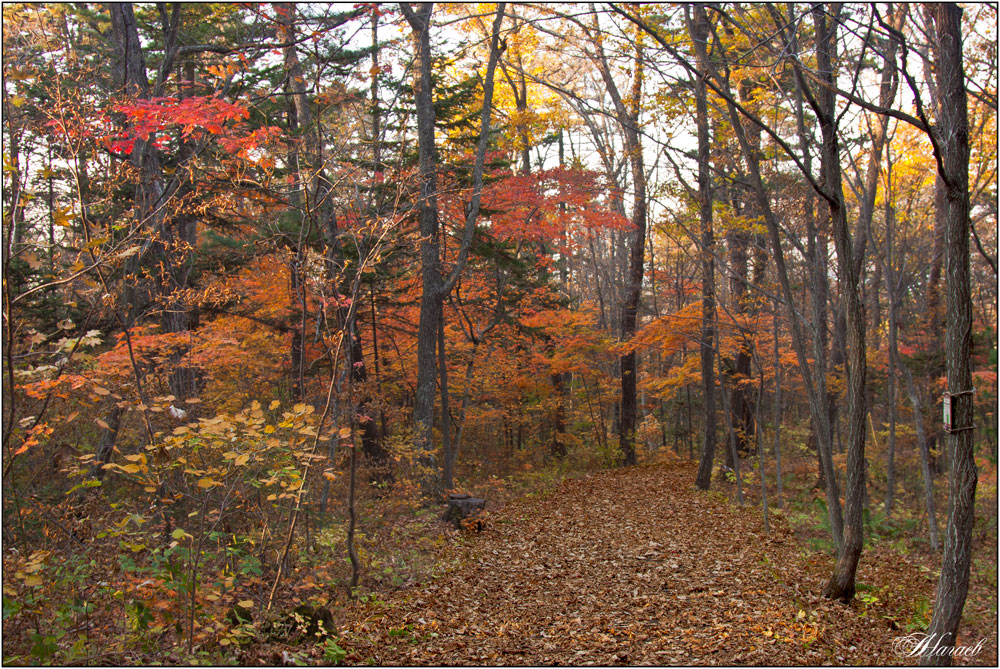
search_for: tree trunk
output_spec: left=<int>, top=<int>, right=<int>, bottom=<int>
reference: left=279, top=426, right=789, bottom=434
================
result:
left=808, top=5, right=867, bottom=603
left=164, top=59, right=200, bottom=403
left=788, top=15, right=835, bottom=498
left=885, top=195, right=899, bottom=519
left=438, top=317, right=454, bottom=491
left=401, top=3, right=444, bottom=493
left=274, top=3, right=316, bottom=402
left=587, top=14, right=646, bottom=467
left=921, top=5, right=977, bottom=663
left=885, top=296, right=898, bottom=519
left=709, top=6, right=845, bottom=553
left=402, top=2, right=505, bottom=495
left=550, top=370, right=568, bottom=458
left=688, top=5, right=717, bottom=490
left=900, top=361, right=941, bottom=552
left=771, top=306, right=783, bottom=508
left=756, top=361, right=770, bottom=532
left=718, top=349, right=744, bottom=505
left=726, top=79, right=762, bottom=465
left=106, top=2, right=170, bottom=454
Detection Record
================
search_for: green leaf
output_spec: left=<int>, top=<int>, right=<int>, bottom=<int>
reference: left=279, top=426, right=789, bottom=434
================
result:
left=66, top=479, right=101, bottom=495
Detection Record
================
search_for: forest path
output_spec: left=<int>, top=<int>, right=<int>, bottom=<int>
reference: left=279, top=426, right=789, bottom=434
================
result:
left=337, top=460, right=927, bottom=665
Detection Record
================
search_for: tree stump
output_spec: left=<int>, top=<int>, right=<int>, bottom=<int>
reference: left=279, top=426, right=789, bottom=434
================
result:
left=442, top=493, right=485, bottom=528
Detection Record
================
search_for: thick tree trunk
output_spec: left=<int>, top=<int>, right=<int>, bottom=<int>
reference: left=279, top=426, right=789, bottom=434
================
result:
left=921, top=5, right=976, bottom=663
left=718, top=350, right=744, bottom=505
left=402, top=2, right=505, bottom=495
left=726, top=79, right=763, bottom=465
left=163, top=58, right=199, bottom=402
left=105, top=3, right=169, bottom=456
left=401, top=3, right=443, bottom=493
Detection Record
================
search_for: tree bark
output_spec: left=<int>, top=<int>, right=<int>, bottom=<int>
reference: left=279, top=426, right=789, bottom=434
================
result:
left=275, top=3, right=312, bottom=401
left=726, top=78, right=762, bottom=466
left=807, top=5, right=867, bottom=604
left=402, top=2, right=505, bottom=495
left=786, top=10, right=835, bottom=497
left=707, top=7, right=845, bottom=552
left=921, top=4, right=977, bottom=663
left=586, top=14, right=646, bottom=467
left=438, top=317, right=454, bottom=491
left=688, top=5, right=717, bottom=490
left=401, top=3, right=444, bottom=492
left=771, top=306, right=783, bottom=508
left=900, top=360, right=941, bottom=552
left=718, top=348, right=744, bottom=505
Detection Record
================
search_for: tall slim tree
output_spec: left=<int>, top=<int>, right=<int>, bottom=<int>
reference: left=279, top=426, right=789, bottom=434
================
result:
left=400, top=3, right=444, bottom=487
left=583, top=11, right=647, bottom=467
left=921, top=4, right=977, bottom=663
left=401, top=2, right=506, bottom=494
left=688, top=4, right=717, bottom=490
left=806, top=4, right=869, bottom=603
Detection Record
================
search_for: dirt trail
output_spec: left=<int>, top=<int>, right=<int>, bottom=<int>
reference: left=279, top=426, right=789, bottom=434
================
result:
left=336, top=461, right=989, bottom=665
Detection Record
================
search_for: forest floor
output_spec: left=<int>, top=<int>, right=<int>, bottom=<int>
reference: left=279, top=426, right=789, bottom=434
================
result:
left=307, top=458, right=999, bottom=666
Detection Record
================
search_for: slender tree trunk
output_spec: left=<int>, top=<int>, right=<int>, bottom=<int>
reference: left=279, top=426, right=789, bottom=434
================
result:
left=361, top=12, right=390, bottom=475
left=885, top=199, right=899, bottom=519
left=551, top=130, right=569, bottom=458
left=685, top=383, right=694, bottom=460
left=921, top=5, right=977, bottom=662
left=711, top=10, right=844, bottom=553
left=550, top=370, right=568, bottom=458
left=787, top=12, right=834, bottom=495
left=924, top=175, right=948, bottom=475
left=719, top=349, right=744, bottom=505
left=756, top=360, right=769, bottom=532
left=587, top=16, right=646, bottom=467
left=900, top=359, right=941, bottom=551
left=869, top=150, right=926, bottom=533
left=926, top=175, right=947, bottom=356
left=346, top=415, right=361, bottom=591
left=809, top=5, right=867, bottom=603
left=727, top=79, right=762, bottom=465
left=885, top=321, right=898, bottom=517
left=771, top=306, right=783, bottom=508
left=275, top=3, right=314, bottom=402
left=689, top=5, right=717, bottom=490
left=438, top=317, right=454, bottom=491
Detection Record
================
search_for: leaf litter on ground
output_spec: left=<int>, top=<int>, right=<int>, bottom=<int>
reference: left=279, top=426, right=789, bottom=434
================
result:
left=334, top=459, right=997, bottom=666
